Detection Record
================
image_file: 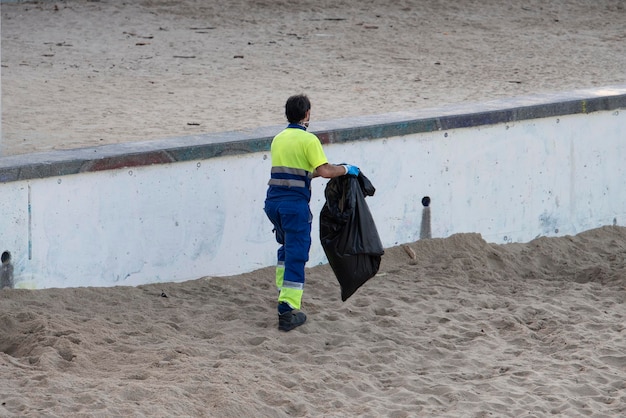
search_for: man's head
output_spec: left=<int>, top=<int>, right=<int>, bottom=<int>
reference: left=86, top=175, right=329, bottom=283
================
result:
left=285, top=94, right=311, bottom=124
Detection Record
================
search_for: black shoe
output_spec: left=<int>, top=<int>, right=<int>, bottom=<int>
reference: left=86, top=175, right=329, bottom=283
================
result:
left=278, top=310, right=307, bottom=332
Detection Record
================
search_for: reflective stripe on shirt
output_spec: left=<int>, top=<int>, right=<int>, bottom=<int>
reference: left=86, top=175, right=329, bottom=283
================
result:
left=271, top=166, right=310, bottom=178
left=268, top=166, right=311, bottom=189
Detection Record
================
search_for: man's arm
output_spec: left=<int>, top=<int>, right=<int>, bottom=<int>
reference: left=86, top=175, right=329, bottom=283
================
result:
left=313, top=163, right=349, bottom=179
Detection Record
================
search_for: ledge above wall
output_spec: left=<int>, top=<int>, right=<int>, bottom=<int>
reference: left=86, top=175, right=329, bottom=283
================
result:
left=1, top=85, right=625, bottom=183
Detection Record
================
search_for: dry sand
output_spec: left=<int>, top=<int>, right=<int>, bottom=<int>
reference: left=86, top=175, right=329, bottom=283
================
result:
left=1, top=1, right=626, bottom=417
left=1, top=226, right=626, bottom=417
left=1, top=0, right=625, bottom=156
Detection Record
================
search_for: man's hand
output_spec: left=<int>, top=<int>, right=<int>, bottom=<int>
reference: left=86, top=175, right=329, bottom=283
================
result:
left=342, top=164, right=360, bottom=176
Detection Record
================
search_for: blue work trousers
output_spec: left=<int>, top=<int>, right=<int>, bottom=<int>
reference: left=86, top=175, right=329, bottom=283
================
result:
left=264, top=198, right=312, bottom=309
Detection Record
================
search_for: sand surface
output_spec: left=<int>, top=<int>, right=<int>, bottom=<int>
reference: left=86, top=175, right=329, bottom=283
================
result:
left=1, top=226, right=626, bottom=417
left=1, top=0, right=625, bottom=156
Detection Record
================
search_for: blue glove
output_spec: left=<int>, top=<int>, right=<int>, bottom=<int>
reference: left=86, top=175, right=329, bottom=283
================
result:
left=342, top=164, right=360, bottom=176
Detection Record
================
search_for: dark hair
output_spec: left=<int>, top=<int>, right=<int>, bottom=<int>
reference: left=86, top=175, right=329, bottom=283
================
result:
left=285, top=94, right=311, bottom=124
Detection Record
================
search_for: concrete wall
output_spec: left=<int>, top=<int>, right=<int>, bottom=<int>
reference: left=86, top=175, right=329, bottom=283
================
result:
left=1, top=86, right=625, bottom=289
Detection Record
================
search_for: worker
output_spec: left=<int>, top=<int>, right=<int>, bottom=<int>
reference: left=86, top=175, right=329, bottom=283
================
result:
left=264, top=94, right=360, bottom=331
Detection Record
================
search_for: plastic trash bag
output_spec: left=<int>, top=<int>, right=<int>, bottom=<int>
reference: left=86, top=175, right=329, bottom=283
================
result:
left=320, top=172, right=384, bottom=301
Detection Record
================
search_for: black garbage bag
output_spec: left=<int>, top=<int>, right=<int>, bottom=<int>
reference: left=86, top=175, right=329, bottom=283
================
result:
left=320, top=172, right=384, bottom=301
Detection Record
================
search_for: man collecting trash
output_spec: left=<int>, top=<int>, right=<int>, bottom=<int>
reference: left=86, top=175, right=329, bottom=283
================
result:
left=264, top=94, right=360, bottom=331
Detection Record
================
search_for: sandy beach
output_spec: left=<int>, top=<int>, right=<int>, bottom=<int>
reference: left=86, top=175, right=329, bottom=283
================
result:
left=1, top=226, right=625, bottom=417
left=1, top=0, right=626, bottom=416
left=1, top=0, right=625, bottom=156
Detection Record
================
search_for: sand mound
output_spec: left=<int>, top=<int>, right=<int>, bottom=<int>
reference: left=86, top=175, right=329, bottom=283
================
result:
left=2, top=226, right=625, bottom=416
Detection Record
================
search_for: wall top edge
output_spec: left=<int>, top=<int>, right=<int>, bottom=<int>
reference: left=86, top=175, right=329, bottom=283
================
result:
left=1, top=85, right=625, bottom=183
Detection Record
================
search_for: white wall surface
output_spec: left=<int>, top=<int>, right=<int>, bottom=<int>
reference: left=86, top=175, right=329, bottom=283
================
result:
left=318, top=110, right=625, bottom=245
left=0, top=109, right=624, bottom=289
